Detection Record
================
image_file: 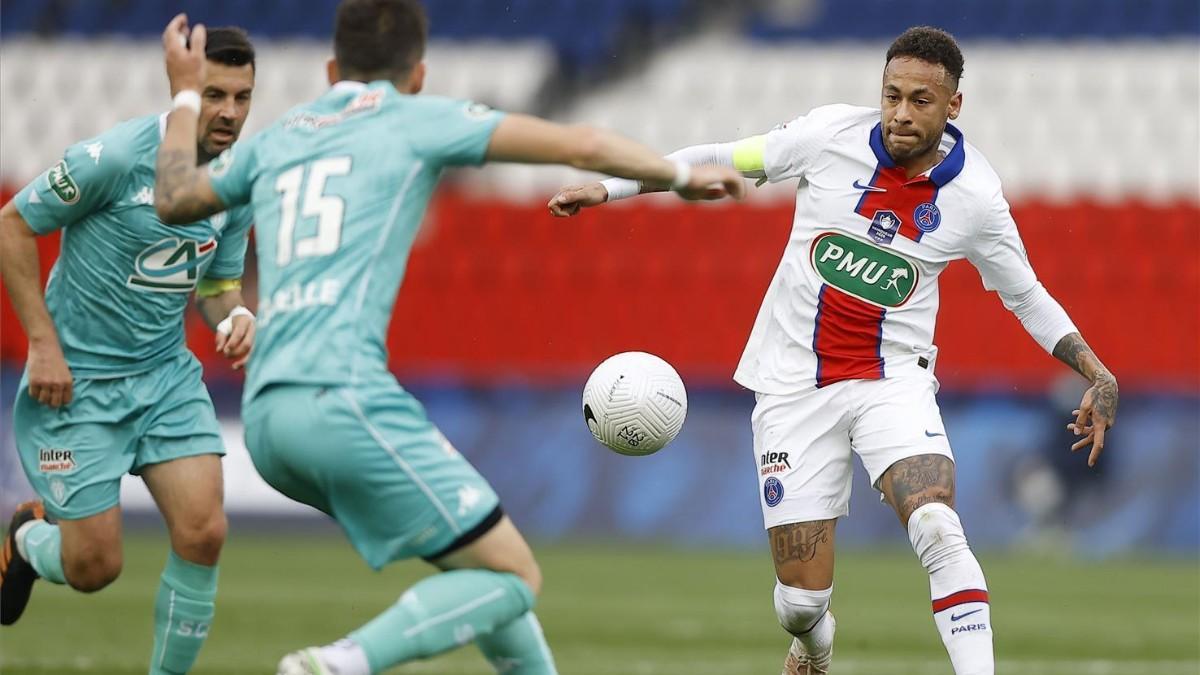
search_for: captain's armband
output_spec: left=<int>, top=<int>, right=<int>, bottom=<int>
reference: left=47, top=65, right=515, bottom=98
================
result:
left=196, top=277, right=242, bottom=299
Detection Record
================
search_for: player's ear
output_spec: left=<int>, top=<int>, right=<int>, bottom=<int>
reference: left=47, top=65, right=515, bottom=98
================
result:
left=326, top=58, right=340, bottom=86
left=948, top=90, right=962, bottom=120
left=409, top=61, right=426, bottom=95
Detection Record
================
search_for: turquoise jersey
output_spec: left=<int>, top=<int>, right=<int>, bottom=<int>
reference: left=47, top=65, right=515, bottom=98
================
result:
left=14, top=114, right=253, bottom=378
left=208, top=82, right=504, bottom=400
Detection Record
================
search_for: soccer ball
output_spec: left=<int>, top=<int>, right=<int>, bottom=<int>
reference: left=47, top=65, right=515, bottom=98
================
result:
left=581, top=351, right=688, bottom=456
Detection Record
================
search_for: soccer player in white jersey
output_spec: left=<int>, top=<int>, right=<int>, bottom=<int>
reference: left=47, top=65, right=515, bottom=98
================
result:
left=549, top=26, right=1119, bottom=675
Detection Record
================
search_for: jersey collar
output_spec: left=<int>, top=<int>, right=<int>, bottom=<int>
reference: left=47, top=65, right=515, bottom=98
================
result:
left=869, top=121, right=965, bottom=187
left=331, top=80, right=369, bottom=93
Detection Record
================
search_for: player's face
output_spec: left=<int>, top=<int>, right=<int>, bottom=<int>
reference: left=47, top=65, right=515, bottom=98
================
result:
left=197, top=62, right=255, bottom=159
left=880, top=57, right=962, bottom=164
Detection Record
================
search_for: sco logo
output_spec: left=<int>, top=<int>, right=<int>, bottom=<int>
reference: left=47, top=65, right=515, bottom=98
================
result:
left=126, top=237, right=216, bottom=293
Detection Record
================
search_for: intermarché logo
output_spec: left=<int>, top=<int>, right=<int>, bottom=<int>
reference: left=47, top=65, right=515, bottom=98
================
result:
left=809, top=232, right=919, bottom=307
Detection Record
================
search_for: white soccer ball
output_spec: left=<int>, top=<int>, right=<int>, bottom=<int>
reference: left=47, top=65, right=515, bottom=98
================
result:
left=581, top=351, right=688, bottom=456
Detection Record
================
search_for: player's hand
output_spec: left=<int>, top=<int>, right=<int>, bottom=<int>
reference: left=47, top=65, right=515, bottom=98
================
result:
left=548, top=183, right=609, bottom=217
left=675, top=165, right=746, bottom=202
left=27, top=340, right=74, bottom=407
left=216, top=315, right=255, bottom=370
left=162, top=14, right=207, bottom=95
left=1066, top=374, right=1118, bottom=467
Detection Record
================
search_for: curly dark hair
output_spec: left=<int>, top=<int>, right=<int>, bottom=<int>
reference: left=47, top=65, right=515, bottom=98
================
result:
left=886, top=26, right=963, bottom=87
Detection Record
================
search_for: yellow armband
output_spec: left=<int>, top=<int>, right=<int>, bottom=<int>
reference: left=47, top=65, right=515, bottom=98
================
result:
left=196, top=277, right=242, bottom=298
left=732, top=135, right=767, bottom=174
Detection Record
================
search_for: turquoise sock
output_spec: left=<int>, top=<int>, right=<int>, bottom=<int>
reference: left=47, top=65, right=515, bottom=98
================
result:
left=349, top=570, right=535, bottom=671
left=19, top=521, right=66, bottom=584
left=149, top=551, right=219, bottom=675
left=476, top=612, right=559, bottom=674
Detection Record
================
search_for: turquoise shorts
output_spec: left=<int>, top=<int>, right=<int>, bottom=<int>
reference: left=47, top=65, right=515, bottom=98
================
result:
left=243, top=378, right=501, bottom=569
left=13, top=352, right=224, bottom=521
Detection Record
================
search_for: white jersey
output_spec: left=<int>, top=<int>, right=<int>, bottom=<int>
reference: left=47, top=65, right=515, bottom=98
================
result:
left=733, top=104, right=1057, bottom=393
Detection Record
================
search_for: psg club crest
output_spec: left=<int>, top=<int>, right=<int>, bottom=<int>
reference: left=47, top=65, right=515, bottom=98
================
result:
left=914, top=202, right=941, bottom=233
left=764, top=477, right=784, bottom=507
left=867, top=209, right=901, bottom=245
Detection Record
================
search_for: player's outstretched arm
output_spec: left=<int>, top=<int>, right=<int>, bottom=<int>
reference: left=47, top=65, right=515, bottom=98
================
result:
left=486, top=114, right=746, bottom=203
left=1052, top=333, right=1119, bottom=467
left=0, top=202, right=73, bottom=406
left=548, top=137, right=766, bottom=217
left=154, top=14, right=229, bottom=225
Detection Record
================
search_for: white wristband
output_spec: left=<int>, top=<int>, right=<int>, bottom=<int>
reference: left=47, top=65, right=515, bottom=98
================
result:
left=216, top=305, right=254, bottom=335
left=669, top=160, right=692, bottom=191
left=601, top=178, right=640, bottom=202
left=172, top=90, right=201, bottom=114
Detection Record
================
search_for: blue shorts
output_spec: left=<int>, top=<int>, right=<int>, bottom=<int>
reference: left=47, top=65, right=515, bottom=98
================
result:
left=13, top=352, right=224, bottom=520
left=243, top=378, right=501, bottom=569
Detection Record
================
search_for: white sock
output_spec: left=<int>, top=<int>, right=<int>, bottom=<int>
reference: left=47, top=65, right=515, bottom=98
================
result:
left=14, top=520, right=40, bottom=560
left=908, top=503, right=994, bottom=675
left=317, top=638, right=371, bottom=675
left=773, top=583, right=835, bottom=658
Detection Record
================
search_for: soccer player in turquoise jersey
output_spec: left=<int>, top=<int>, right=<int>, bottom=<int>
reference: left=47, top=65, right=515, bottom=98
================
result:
left=151, top=3, right=745, bottom=673
left=0, top=28, right=258, bottom=674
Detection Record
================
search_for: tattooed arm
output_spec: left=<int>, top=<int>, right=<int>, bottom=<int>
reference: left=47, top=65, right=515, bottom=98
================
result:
left=155, top=15, right=228, bottom=225
left=1052, top=332, right=1119, bottom=467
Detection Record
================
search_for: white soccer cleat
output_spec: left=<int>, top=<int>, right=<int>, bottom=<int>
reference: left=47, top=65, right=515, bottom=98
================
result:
left=781, top=614, right=835, bottom=675
left=277, top=648, right=335, bottom=675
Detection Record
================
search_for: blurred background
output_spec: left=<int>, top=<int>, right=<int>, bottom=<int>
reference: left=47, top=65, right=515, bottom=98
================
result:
left=0, top=2, right=1198, bottom=672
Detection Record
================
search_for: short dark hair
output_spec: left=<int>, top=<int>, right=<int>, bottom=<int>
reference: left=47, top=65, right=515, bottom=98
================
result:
left=205, top=26, right=256, bottom=71
left=886, top=26, right=963, bottom=87
left=334, top=0, right=428, bottom=81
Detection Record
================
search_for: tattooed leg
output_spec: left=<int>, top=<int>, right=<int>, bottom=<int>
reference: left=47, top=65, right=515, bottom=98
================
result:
left=768, top=519, right=836, bottom=589
left=879, top=454, right=956, bottom=527
left=769, top=520, right=838, bottom=669
left=883, top=455, right=995, bottom=674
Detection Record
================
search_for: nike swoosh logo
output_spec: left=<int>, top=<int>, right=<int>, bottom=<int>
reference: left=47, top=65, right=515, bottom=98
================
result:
left=951, top=608, right=983, bottom=622
left=852, top=179, right=887, bottom=193
left=924, top=430, right=945, bottom=438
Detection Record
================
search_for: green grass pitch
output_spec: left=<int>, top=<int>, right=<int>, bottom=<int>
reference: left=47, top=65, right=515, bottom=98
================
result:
left=1, top=530, right=1196, bottom=674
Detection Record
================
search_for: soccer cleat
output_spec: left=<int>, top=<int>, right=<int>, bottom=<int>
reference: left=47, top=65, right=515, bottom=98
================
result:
left=1, top=500, right=47, bottom=626
left=277, top=648, right=335, bottom=675
left=781, top=614, right=836, bottom=675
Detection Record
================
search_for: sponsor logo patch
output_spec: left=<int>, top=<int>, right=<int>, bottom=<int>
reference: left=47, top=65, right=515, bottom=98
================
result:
left=867, top=209, right=901, bottom=245
left=39, top=448, right=76, bottom=473
left=810, top=232, right=919, bottom=307
left=463, top=101, right=495, bottom=121
left=48, top=160, right=80, bottom=204
left=760, top=451, right=791, bottom=476
left=763, top=476, right=784, bottom=507
left=127, top=237, right=216, bottom=292
left=951, top=623, right=989, bottom=635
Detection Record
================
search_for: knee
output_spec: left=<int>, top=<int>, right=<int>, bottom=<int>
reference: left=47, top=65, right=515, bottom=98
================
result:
left=513, top=559, right=543, bottom=598
left=907, top=502, right=969, bottom=570
left=170, top=511, right=227, bottom=565
left=64, top=546, right=122, bottom=592
left=773, top=581, right=832, bottom=637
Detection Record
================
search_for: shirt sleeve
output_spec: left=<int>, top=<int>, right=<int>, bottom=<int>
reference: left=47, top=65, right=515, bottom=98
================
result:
left=14, top=136, right=133, bottom=234
left=204, top=205, right=254, bottom=280
left=410, top=98, right=506, bottom=168
left=759, top=106, right=841, bottom=183
left=207, top=135, right=261, bottom=209
left=966, top=187, right=1039, bottom=297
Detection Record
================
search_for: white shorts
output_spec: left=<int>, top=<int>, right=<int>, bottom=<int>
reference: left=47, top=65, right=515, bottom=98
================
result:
left=752, top=376, right=954, bottom=529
